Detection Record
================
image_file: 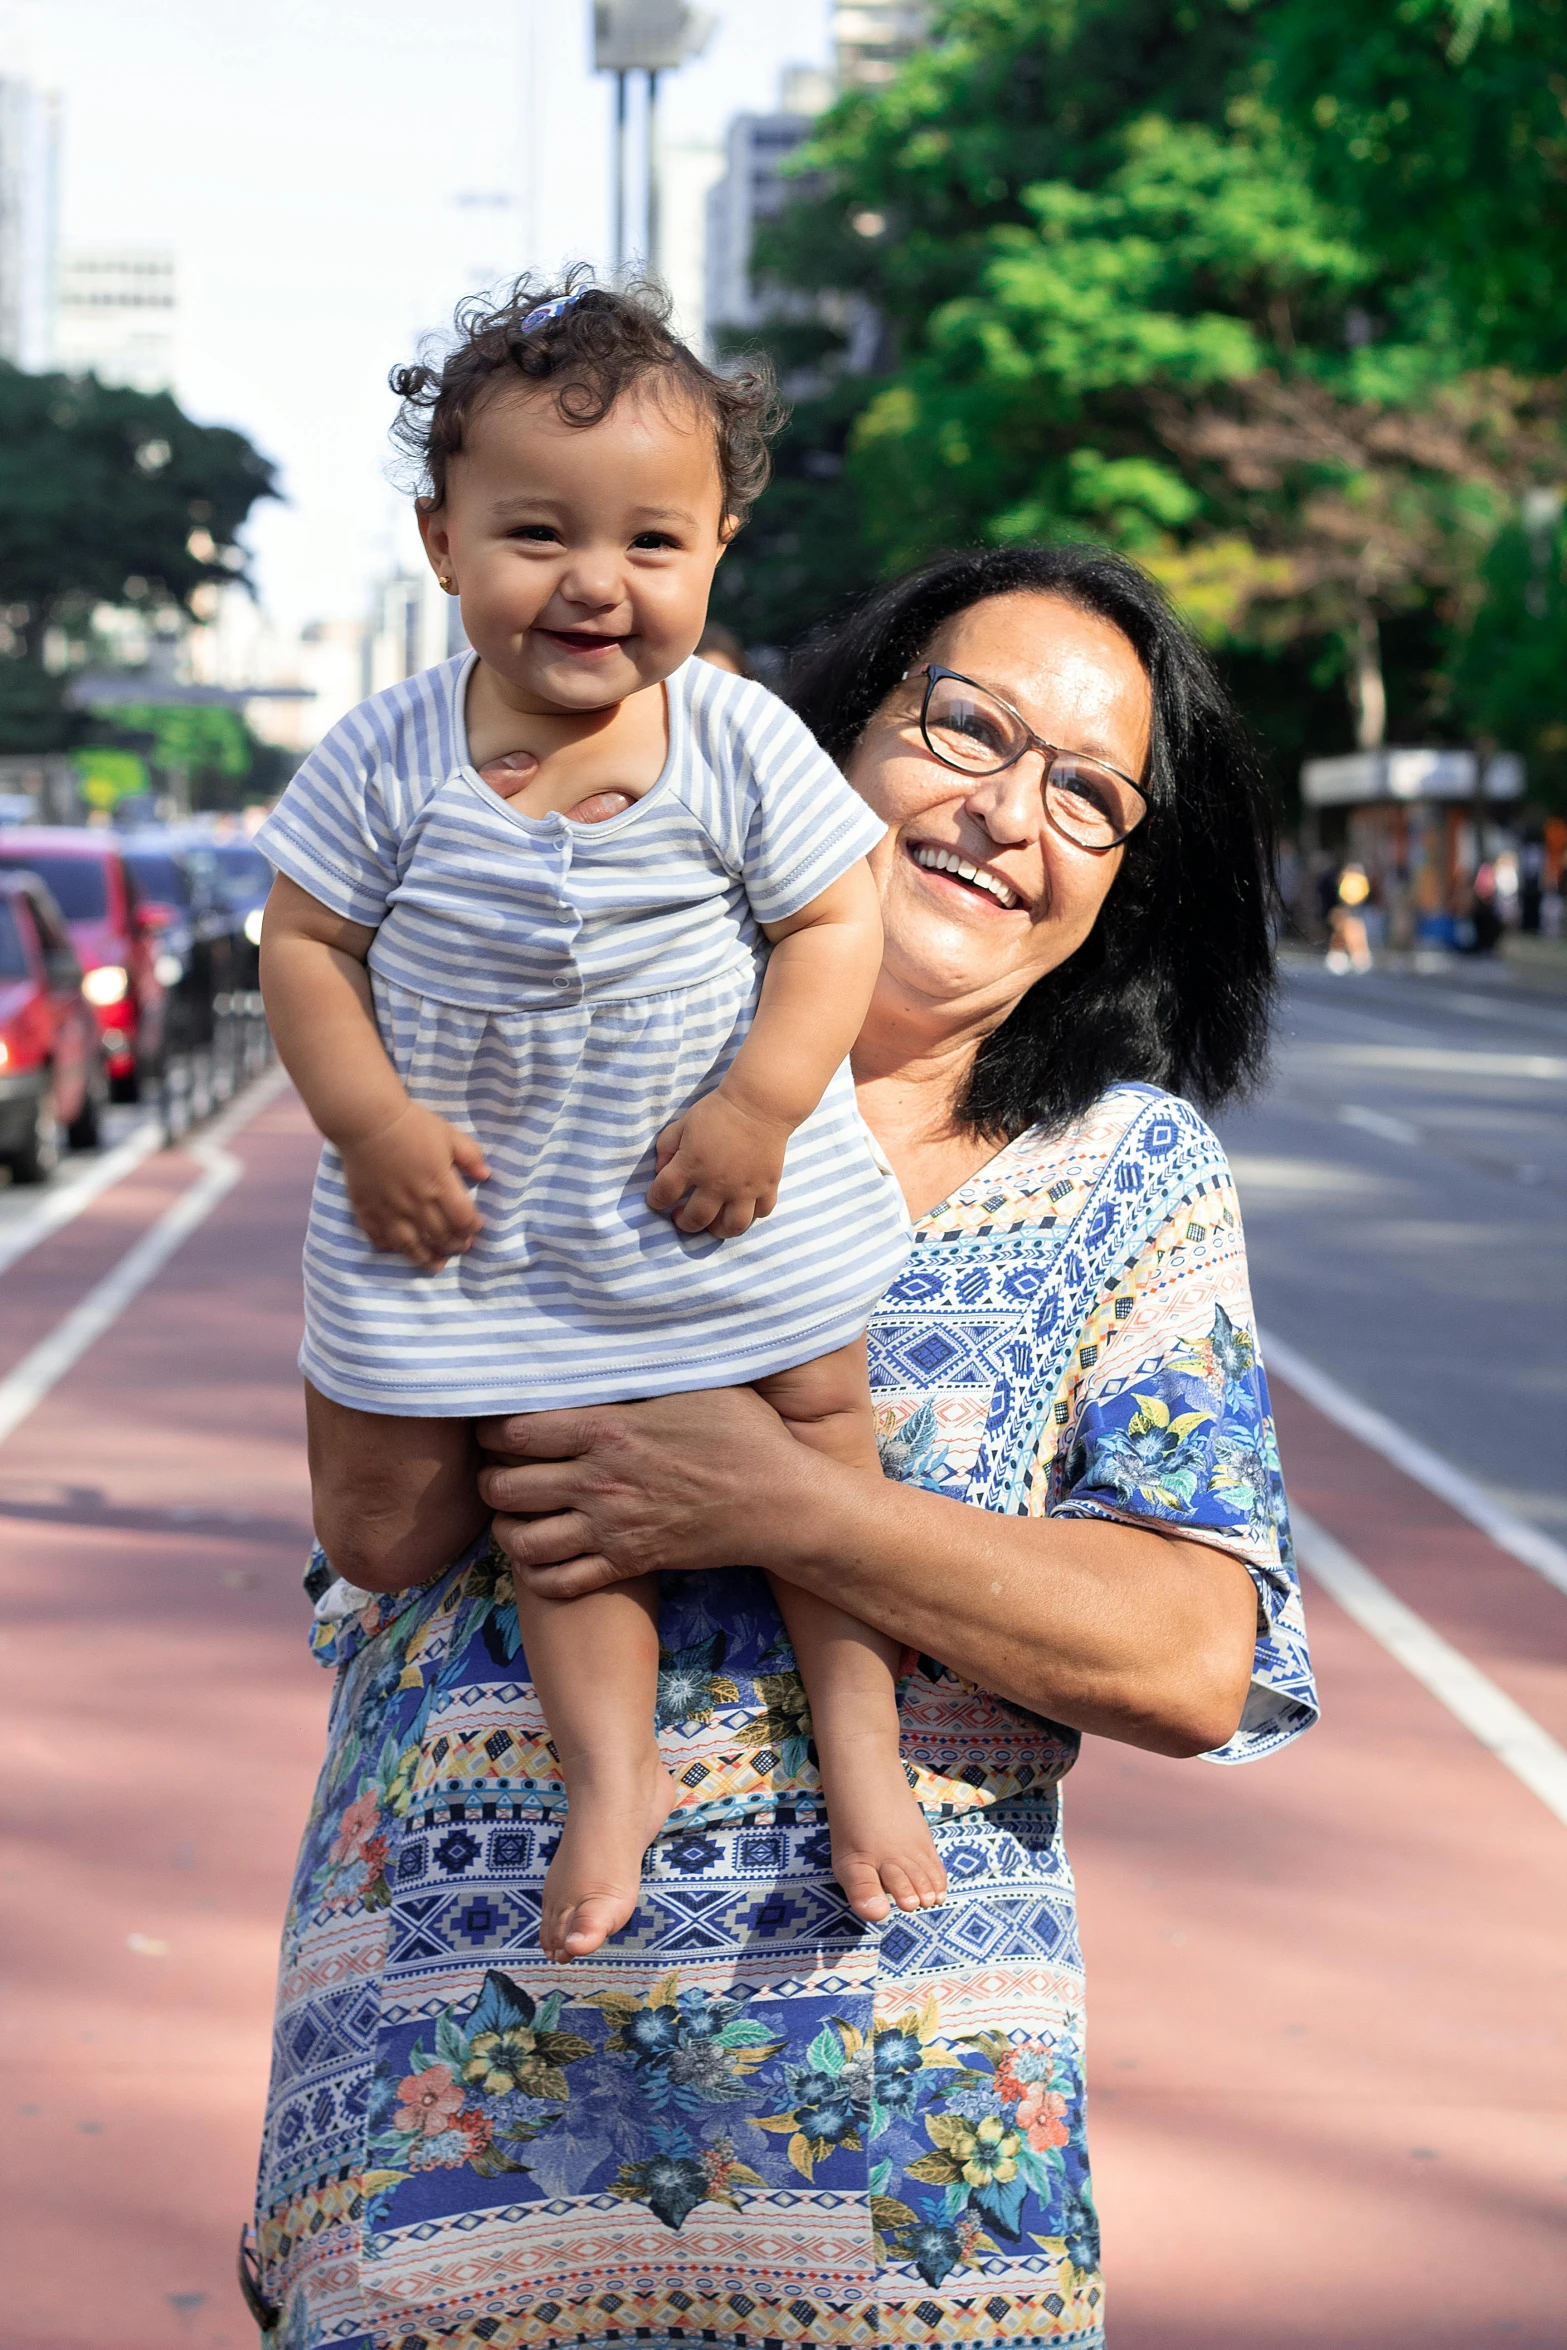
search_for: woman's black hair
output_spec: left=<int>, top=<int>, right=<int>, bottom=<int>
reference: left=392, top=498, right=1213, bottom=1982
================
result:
left=789, top=544, right=1278, bottom=1141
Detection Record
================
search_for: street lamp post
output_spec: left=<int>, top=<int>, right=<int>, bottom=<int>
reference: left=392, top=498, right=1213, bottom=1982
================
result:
left=592, top=0, right=714, bottom=277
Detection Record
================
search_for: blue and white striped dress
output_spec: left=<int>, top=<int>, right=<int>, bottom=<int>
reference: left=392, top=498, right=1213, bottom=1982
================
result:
left=257, top=652, right=911, bottom=1418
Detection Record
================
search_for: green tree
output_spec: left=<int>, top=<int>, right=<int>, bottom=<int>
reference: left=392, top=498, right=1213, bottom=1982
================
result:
left=731, top=0, right=1566, bottom=779
left=0, top=364, right=276, bottom=750
left=84, top=700, right=290, bottom=811
left=1266, top=0, right=1567, bottom=373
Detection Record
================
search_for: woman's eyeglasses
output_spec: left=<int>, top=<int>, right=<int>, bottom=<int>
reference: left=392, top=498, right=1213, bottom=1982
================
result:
left=904, top=664, right=1148, bottom=851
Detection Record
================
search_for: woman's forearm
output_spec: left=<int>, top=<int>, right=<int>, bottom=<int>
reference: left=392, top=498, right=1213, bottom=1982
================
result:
left=477, top=1392, right=1260, bottom=1760
left=756, top=1456, right=1258, bottom=1758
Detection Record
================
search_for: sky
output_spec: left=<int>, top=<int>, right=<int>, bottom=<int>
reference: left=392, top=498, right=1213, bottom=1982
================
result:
left=0, top=0, right=832, bottom=639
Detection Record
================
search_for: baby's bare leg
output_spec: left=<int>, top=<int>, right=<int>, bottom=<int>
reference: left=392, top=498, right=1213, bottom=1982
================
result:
left=510, top=1571, right=677, bottom=1963
left=305, top=1380, right=488, bottom=1591
left=754, top=1343, right=947, bottom=1923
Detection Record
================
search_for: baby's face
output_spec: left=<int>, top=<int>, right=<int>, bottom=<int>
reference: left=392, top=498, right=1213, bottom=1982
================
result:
left=422, top=381, right=731, bottom=715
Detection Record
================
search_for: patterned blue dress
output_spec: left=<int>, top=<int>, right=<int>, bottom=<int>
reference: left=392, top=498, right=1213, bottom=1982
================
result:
left=250, top=1083, right=1318, bottom=2349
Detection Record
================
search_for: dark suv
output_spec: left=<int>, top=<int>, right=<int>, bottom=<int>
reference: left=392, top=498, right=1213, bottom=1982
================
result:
left=115, top=835, right=242, bottom=1055
left=0, top=871, right=104, bottom=1180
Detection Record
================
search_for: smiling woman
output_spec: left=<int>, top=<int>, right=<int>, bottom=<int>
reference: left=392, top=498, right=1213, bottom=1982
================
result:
left=250, top=541, right=1314, bottom=2350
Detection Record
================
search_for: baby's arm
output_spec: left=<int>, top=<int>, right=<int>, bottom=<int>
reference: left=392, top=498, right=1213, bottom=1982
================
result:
left=260, top=872, right=489, bottom=1269
left=646, top=860, right=882, bottom=1236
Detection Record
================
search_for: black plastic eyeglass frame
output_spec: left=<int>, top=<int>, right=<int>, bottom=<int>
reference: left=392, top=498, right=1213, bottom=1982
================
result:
left=905, top=664, right=1148, bottom=847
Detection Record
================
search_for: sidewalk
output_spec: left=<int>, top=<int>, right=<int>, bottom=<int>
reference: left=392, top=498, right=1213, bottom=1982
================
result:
left=1, top=1089, right=1562, bottom=2347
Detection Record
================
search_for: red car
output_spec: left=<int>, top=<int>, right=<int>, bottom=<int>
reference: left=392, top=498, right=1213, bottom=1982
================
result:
left=0, top=829, right=169, bottom=1099
left=0, top=871, right=104, bottom=1181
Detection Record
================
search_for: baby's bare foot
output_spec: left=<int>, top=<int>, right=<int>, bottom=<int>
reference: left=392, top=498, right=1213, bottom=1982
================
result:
left=822, top=1751, right=946, bottom=1924
left=540, top=1754, right=678, bottom=1963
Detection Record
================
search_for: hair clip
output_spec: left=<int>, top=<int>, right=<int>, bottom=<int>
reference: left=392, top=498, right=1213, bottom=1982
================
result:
left=518, top=289, right=590, bottom=333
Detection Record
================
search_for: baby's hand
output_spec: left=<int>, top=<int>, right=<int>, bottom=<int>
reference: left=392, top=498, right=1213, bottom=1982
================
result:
left=339, top=1103, right=490, bottom=1270
left=646, top=1088, right=790, bottom=1238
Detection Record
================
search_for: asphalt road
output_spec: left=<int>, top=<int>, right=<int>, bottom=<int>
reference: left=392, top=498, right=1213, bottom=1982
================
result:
left=2, top=1019, right=1566, bottom=2346
left=1214, top=956, right=1567, bottom=1539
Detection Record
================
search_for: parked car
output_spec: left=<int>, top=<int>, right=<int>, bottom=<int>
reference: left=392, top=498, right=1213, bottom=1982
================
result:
left=115, top=834, right=241, bottom=1056
left=181, top=834, right=271, bottom=988
left=0, top=871, right=104, bottom=1181
left=0, top=827, right=170, bottom=1101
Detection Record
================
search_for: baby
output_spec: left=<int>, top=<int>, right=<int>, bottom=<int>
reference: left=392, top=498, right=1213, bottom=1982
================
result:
left=258, top=280, right=947, bottom=1963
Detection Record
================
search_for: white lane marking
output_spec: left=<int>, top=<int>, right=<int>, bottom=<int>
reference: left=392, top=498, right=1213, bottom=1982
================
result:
left=0, top=1117, right=162, bottom=1278
left=1294, top=1045, right=1567, bottom=1081
left=0, top=1068, right=291, bottom=1450
left=1295, top=1510, right=1567, bottom=1829
left=1338, top=1103, right=1421, bottom=1146
left=1262, top=1326, right=1567, bottom=1601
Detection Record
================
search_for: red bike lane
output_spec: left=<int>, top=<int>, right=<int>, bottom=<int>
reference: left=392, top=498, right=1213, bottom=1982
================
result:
left=1, top=1088, right=1562, bottom=2347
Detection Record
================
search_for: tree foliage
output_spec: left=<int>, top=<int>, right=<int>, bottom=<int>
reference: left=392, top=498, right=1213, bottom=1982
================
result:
left=729, top=0, right=1567, bottom=793
left=0, top=363, right=276, bottom=750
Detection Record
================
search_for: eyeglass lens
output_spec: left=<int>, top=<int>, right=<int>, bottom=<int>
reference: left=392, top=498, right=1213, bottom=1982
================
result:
left=922, top=672, right=1145, bottom=848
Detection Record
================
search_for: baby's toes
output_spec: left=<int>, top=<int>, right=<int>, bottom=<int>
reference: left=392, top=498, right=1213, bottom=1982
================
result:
left=877, top=1860, right=927, bottom=1914
left=561, top=1892, right=629, bottom=1960
left=912, top=1852, right=948, bottom=1908
left=836, top=1857, right=892, bottom=1922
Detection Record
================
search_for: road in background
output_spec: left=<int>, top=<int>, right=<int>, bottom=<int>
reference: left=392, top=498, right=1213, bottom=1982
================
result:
left=1214, top=959, right=1567, bottom=1537
left=1, top=1038, right=1564, bottom=2346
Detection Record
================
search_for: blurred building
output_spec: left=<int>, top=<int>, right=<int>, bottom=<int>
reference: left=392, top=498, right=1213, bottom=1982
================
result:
left=704, top=67, right=835, bottom=340
left=834, top=0, right=930, bottom=85
left=0, top=71, right=60, bottom=370
left=55, top=246, right=178, bottom=392
left=704, top=0, right=927, bottom=342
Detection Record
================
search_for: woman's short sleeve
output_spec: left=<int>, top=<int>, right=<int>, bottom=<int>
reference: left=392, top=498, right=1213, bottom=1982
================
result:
left=688, top=667, right=886, bottom=923
left=1047, top=1159, right=1319, bottom=1763
left=255, top=705, right=406, bottom=928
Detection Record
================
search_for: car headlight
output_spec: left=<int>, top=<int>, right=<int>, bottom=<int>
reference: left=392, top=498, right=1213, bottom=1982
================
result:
left=154, top=951, right=185, bottom=987
left=243, top=906, right=265, bottom=946
left=82, top=963, right=130, bottom=1007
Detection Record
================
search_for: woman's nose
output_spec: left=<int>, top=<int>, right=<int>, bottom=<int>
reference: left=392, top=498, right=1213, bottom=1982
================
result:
left=962, top=756, right=1045, bottom=845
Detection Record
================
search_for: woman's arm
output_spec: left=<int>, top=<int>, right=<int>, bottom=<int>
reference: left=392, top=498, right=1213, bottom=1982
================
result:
left=477, top=1388, right=1260, bottom=1760
left=260, top=873, right=489, bottom=1268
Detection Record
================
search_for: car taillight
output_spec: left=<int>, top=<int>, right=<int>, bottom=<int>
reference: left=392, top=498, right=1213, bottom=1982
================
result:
left=83, top=963, right=129, bottom=1006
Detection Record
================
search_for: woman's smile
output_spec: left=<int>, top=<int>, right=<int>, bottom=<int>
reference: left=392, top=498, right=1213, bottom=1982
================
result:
left=904, top=837, right=1028, bottom=913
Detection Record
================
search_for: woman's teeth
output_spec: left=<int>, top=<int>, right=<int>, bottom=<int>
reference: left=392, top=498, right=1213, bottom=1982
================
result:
left=910, top=844, right=1021, bottom=908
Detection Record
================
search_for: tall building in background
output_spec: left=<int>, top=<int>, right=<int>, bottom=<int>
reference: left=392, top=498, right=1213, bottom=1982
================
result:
left=704, top=0, right=928, bottom=345
left=0, top=72, right=59, bottom=369
left=56, top=246, right=178, bottom=392
left=834, top=0, right=929, bottom=86
left=704, top=67, right=834, bottom=340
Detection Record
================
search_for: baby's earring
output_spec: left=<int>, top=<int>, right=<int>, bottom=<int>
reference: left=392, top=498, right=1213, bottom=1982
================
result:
left=438, top=573, right=456, bottom=593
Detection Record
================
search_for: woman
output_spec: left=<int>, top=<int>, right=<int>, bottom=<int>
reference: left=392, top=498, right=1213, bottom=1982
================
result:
left=248, top=545, right=1317, bottom=2349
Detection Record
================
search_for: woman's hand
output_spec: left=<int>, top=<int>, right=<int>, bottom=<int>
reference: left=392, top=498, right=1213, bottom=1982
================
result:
left=478, top=1386, right=798, bottom=1593
left=479, top=1389, right=1260, bottom=1759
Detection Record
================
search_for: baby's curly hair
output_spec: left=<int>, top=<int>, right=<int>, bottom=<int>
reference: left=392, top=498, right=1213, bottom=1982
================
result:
left=390, top=271, right=783, bottom=524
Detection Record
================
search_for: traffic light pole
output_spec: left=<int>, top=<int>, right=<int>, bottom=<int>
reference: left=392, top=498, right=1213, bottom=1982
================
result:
left=645, top=68, right=661, bottom=276
left=613, top=69, right=628, bottom=275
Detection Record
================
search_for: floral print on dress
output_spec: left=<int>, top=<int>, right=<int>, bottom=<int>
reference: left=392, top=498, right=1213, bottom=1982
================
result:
left=253, top=1084, right=1317, bottom=2350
